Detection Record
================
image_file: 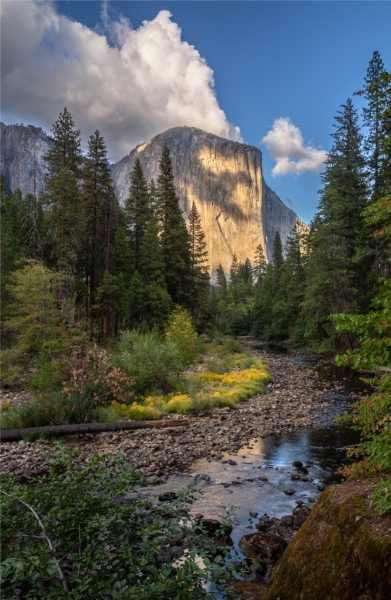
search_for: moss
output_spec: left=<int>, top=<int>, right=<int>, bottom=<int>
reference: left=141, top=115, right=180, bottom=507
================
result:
left=264, top=481, right=391, bottom=600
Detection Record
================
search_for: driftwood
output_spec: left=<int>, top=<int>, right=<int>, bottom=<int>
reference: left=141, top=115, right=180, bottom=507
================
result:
left=0, top=419, right=190, bottom=442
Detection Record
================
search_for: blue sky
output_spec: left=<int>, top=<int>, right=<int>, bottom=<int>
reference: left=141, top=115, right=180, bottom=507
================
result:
left=2, top=1, right=391, bottom=222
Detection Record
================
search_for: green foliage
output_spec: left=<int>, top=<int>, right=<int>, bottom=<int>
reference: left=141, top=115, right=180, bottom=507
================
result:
left=0, top=391, right=70, bottom=429
left=115, top=330, right=185, bottom=396
left=0, top=446, right=238, bottom=599
left=2, top=262, right=83, bottom=383
left=125, top=158, right=150, bottom=271
left=81, top=130, right=119, bottom=338
left=157, top=144, right=193, bottom=306
left=188, top=201, right=210, bottom=325
left=165, top=307, right=200, bottom=364
left=332, top=278, right=391, bottom=514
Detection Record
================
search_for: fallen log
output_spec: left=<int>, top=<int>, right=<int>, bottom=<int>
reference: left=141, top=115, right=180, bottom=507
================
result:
left=0, top=419, right=190, bottom=442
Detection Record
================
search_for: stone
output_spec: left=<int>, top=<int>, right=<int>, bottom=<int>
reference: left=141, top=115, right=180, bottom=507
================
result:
left=317, top=483, right=327, bottom=492
left=258, top=474, right=269, bottom=481
left=227, top=459, right=238, bottom=465
left=244, top=563, right=265, bottom=583
left=292, top=460, right=303, bottom=468
left=291, top=472, right=300, bottom=480
left=158, top=492, right=178, bottom=502
left=239, top=532, right=288, bottom=565
left=296, top=466, right=309, bottom=475
left=249, top=511, right=258, bottom=518
left=283, top=488, right=295, bottom=495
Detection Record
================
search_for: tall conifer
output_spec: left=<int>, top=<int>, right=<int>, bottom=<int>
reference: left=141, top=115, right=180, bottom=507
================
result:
left=157, top=144, right=192, bottom=305
left=124, top=159, right=150, bottom=271
left=81, top=131, right=117, bottom=335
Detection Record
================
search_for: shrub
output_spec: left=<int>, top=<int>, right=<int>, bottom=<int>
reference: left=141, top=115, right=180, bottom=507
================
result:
left=0, top=446, right=239, bottom=599
left=115, top=331, right=185, bottom=396
left=165, top=307, right=201, bottom=364
left=333, top=279, right=391, bottom=515
left=0, top=391, right=70, bottom=429
left=63, top=347, right=135, bottom=422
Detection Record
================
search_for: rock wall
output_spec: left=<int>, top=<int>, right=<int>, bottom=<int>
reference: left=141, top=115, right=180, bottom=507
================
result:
left=112, top=127, right=307, bottom=276
left=0, top=123, right=53, bottom=196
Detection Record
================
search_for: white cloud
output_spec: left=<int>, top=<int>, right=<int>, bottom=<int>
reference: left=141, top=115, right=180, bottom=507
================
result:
left=261, top=118, right=327, bottom=176
left=0, top=0, right=241, bottom=161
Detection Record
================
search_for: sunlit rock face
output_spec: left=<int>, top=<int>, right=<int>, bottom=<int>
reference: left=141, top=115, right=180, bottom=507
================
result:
left=0, top=123, right=308, bottom=276
left=112, top=127, right=307, bottom=276
left=0, top=123, right=53, bottom=196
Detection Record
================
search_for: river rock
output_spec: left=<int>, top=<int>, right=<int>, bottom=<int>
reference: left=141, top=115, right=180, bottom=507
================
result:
left=284, top=488, right=295, bottom=495
left=292, top=461, right=303, bottom=468
left=291, top=472, right=300, bottom=480
left=239, top=532, right=288, bottom=565
left=258, top=474, right=269, bottom=481
left=158, top=492, right=178, bottom=502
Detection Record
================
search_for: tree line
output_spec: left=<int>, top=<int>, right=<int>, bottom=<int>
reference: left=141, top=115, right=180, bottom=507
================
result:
left=208, top=51, right=390, bottom=352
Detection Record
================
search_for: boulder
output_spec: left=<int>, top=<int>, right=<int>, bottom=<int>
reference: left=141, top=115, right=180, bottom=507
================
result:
left=264, top=477, right=391, bottom=600
left=239, top=532, right=287, bottom=565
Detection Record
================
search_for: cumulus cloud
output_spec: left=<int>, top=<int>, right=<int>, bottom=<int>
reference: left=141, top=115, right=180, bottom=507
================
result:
left=261, top=118, right=327, bottom=176
left=0, top=0, right=241, bottom=161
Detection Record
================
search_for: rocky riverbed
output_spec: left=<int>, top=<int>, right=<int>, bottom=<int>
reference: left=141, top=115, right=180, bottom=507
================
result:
left=0, top=341, right=367, bottom=480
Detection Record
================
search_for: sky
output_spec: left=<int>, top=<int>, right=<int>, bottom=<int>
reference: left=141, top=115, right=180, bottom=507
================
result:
left=1, top=1, right=391, bottom=223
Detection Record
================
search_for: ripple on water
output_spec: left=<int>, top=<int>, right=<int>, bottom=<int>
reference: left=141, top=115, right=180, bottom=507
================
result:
left=142, top=424, right=360, bottom=547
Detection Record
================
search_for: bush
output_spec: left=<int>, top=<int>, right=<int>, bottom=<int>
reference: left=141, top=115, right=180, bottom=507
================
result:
left=63, top=347, right=135, bottom=422
left=0, top=391, right=71, bottom=429
left=115, top=330, right=185, bottom=396
left=0, top=446, right=240, bottom=599
left=165, top=307, right=201, bottom=364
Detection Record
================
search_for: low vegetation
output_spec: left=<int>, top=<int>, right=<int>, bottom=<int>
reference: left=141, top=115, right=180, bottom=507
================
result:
left=0, top=445, right=241, bottom=599
left=1, top=309, right=270, bottom=430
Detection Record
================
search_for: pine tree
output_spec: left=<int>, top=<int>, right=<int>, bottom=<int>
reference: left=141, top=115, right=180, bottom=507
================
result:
left=253, top=243, right=267, bottom=287
left=20, top=193, right=44, bottom=260
left=124, top=159, right=150, bottom=271
left=43, top=109, right=84, bottom=282
left=157, top=144, right=192, bottom=305
left=44, top=107, right=82, bottom=179
left=216, top=264, right=227, bottom=299
left=303, top=99, right=368, bottom=349
left=188, top=201, right=209, bottom=322
left=139, top=219, right=171, bottom=328
left=148, top=179, right=158, bottom=218
left=357, top=52, right=390, bottom=201
left=271, top=231, right=284, bottom=295
left=81, top=131, right=119, bottom=338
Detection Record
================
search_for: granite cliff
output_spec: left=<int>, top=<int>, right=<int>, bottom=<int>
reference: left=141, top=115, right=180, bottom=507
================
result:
left=0, top=123, right=53, bottom=196
left=1, top=123, right=307, bottom=275
left=112, top=127, right=307, bottom=274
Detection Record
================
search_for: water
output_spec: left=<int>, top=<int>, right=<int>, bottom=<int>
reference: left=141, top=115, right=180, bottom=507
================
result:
left=143, top=343, right=365, bottom=548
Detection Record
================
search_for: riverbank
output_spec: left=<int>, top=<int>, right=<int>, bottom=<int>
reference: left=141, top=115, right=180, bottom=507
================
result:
left=0, top=340, right=363, bottom=482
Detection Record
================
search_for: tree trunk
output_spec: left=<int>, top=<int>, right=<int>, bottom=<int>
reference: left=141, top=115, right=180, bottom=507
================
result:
left=0, top=419, right=189, bottom=442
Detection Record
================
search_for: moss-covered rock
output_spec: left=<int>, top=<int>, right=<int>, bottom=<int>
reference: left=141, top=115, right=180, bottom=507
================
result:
left=264, top=477, right=391, bottom=600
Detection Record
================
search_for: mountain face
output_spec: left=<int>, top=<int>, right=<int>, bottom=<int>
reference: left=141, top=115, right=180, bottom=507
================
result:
left=0, top=123, right=53, bottom=196
left=1, top=123, right=307, bottom=276
left=112, top=127, right=307, bottom=273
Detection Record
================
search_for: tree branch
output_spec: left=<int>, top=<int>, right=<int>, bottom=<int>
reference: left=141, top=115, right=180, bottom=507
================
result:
left=0, top=490, right=69, bottom=592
